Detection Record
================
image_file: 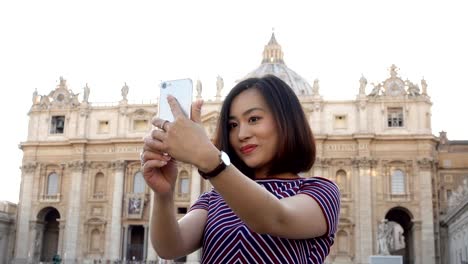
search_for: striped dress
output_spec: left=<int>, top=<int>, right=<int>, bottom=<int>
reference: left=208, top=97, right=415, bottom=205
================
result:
left=189, top=177, right=341, bottom=264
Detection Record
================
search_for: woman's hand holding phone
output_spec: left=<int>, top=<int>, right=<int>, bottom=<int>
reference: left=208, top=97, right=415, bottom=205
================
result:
left=142, top=97, right=208, bottom=195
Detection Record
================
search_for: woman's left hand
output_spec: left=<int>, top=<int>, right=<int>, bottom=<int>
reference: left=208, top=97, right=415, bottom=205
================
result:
left=151, top=95, right=217, bottom=168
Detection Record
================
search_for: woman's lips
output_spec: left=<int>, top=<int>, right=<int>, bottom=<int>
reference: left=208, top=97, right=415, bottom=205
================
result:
left=240, top=145, right=257, bottom=154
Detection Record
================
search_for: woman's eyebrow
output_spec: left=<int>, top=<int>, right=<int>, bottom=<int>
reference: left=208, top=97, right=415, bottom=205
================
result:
left=229, top=107, right=265, bottom=120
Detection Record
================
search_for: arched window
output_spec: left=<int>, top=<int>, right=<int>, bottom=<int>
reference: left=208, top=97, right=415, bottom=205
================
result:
left=336, top=170, right=347, bottom=194
left=178, top=171, right=190, bottom=195
left=90, top=229, right=100, bottom=251
left=133, top=172, right=145, bottom=193
left=391, top=169, right=405, bottom=194
left=47, top=172, right=59, bottom=195
left=337, top=230, right=349, bottom=254
left=94, top=172, right=105, bottom=195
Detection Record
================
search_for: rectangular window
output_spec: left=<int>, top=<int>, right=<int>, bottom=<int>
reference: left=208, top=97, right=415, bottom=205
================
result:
left=98, top=120, right=109, bottom=134
left=387, top=108, right=404, bottom=127
left=334, top=115, right=347, bottom=129
left=177, top=207, right=187, bottom=214
left=180, top=178, right=190, bottom=194
left=133, top=119, right=148, bottom=132
left=50, top=116, right=65, bottom=134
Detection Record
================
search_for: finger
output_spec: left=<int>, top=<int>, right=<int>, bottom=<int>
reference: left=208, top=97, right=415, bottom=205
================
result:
left=141, top=150, right=171, bottom=164
left=151, top=117, right=171, bottom=131
left=191, top=99, right=204, bottom=123
left=167, top=95, right=187, bottom=118
left=143, top=136, right=166, bottom=152
left=142, top=159, right=167, bottom=173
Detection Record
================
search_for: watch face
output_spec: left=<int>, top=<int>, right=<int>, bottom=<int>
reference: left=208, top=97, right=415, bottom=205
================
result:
left=221, top=151, right=231, bottom=166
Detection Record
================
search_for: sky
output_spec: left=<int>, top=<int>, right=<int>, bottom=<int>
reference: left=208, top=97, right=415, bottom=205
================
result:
left=1, top=0, right=467, bottom=203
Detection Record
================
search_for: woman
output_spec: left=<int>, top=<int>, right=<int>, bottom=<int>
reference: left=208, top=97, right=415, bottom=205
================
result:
left=141, top=75, right=340, bottom=263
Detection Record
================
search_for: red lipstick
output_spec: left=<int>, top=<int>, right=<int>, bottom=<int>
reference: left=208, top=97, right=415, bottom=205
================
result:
left=240, top=144, right=257, bottom=154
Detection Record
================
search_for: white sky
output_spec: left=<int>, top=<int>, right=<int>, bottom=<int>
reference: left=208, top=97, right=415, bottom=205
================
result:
left=1, top=0, right=467, bottom=203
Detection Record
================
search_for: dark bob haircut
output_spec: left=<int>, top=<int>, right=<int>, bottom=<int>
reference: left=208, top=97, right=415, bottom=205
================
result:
left=214, top=74, right=316, bottom=179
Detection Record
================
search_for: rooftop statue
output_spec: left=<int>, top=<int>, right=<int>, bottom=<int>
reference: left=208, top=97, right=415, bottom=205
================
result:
left=369, top=83, right=382, bottom=96
left=359, top=75, right=367, bottom=95
left=83, top=83, right=90, bottom=103
left=312, top=79, right=320, bottom=96
left=216, top=75, right=224, bottom=98
left=196, top=80, right=203, bottom=99
left=121, top=83, right=129, bottom=101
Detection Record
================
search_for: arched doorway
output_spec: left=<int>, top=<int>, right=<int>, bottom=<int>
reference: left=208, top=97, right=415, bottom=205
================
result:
left=128, top=225, right=144, bottom=261
left=385, top=207, right=413, bottom=264
left=37, top=207, right=60, bottom=262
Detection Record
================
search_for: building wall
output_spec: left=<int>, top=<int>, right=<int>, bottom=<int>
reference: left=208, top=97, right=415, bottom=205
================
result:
left=0, top=201, right=17, bottom=264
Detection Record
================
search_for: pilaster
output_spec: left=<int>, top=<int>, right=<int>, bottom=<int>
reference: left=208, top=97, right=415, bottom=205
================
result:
left=417, top=158, right=436, bottom=264
left=146, top=191, right=158, bottom=261
left=353, top=157, right=375, bottom=264
left=14, top=162, right=37, bottom=263
left=63, top=160, right=86, bottom=262
left=106, top=160, right=126, bottom=261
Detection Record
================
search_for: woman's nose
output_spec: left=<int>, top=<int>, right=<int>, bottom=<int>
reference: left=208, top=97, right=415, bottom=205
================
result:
left=238, top=123, right=252, bottom=141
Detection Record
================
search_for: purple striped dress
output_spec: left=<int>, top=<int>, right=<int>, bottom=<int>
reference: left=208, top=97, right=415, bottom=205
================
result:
left=189, top=177, right=341, bottom=264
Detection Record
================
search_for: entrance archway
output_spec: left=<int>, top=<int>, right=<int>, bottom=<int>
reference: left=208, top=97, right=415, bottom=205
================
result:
left=37, top=207, right=60, bottom=262
left=128, top=225, right=144, bottom=260
left=385, top=207, right=413, bottom=264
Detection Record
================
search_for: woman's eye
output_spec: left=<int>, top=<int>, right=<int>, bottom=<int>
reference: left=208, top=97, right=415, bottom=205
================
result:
left=228, top=122, right=238, bottom=129
left=249, top=116, right=261, bottom=123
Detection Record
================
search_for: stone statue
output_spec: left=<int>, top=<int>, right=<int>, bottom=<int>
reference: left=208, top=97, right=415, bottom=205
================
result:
left=196, top=80, right=203, bottom=99
left=32, top=88, right=39, bottom=104
left=369, top=83, right=382, bottom=96
left=406, top=80, right=420, bottom=96
left=389, top=64, right=399, bottom=78
left=59, top=76, right=67, bottom=89
left=359, top=75, right=367, bottom=95
left=312, top=79, right=320, bottom=96
left=390, top=222, right=405, bottom=251
left=377, top=219, right=392, bottom=255
left=121, top=82, right=129, bottom=101
left=216, top=75, right=224, bottom=98
left=83, top=83, right=90, bottom=103
left=421, top=78, right=428, bottom=95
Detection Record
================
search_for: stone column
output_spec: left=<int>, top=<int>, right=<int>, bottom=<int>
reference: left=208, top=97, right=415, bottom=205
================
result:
left=29, top=221, right=45, bottom=263
left=63, top=161, right=85, bottom=263
left=14, top=162, right=37, bottom=264
left=354, top=157, right=373, bottom=264
left=143, top=224, right=149, bottom=260
left=106, top=160, right=126, bottom=261
left=146, top=191, right=158, bottom=261
left=186, top=166, right=203, bottom=262
left=356, top=98, right=368, bottom=132
left=412, top=220, right=422, bottom=264
left=417, top=158, right=436, bottom=264
left=122, top=225, right=129, bottom=261
left=57, top=220, right=66, bottom=256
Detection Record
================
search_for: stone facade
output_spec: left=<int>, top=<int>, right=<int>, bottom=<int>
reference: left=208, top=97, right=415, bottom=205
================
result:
left=0, top=201, right=17, bottom=264
left=14, top=34, right=454, bottom=264
left=438, top=133, right=468, bottom=264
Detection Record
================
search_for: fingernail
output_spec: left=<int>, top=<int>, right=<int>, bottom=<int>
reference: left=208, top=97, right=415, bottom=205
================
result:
left=161, top=161, right=167, bottom=166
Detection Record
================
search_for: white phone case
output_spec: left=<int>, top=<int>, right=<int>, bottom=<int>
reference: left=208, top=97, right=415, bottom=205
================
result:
left=158, top=78, right=193, bottom=122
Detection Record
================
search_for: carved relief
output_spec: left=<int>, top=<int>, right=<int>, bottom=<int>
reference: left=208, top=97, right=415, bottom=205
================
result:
left=68, top=161, right=86, bottom=172
left=111, top=160, right=126, bottom=171
left=21, top=162, right=37, bottom=173
left=417, top=157, right=434, bottom=170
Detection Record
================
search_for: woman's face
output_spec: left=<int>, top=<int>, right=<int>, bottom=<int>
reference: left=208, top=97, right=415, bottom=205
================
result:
left=228, top=88, right=279, bottom=177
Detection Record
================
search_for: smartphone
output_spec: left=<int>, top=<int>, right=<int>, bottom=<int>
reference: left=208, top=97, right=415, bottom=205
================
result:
left=158, top=78, right=193, bottom=122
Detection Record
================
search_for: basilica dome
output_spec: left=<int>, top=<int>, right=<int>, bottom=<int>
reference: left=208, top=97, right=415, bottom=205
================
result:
left=240, top=33, right=314, bottom=96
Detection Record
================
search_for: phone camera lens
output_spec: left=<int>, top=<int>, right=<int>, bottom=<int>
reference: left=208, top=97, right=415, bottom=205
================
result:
left=162, top=82, right=167, bottom=89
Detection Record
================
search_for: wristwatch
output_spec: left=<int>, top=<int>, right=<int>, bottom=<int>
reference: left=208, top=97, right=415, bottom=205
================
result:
left=198, top=151, right=231, bottom=179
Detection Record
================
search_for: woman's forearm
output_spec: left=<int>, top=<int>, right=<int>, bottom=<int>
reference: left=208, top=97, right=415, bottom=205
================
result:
left=150, top=193, right=185, bottom=259
left=208, top=165, right=283, bottom=234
